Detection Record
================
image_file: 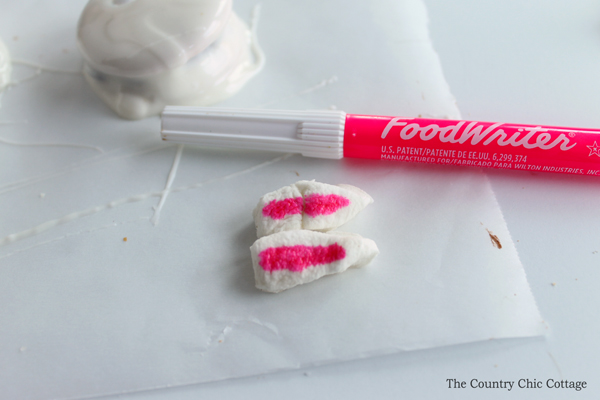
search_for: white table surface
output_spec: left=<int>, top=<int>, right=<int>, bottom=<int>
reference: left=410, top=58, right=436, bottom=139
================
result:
left=103, top=1, right=600, bottom=399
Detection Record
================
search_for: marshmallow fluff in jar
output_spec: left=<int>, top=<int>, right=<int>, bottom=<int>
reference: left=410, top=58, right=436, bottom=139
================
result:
left=77, top=0, right=263, bottom=120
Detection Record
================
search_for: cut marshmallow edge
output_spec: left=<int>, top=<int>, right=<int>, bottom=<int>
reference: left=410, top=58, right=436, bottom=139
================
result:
left=253, top=180, right=374, bottom=238
left=250, top=230, right=379, bottom=293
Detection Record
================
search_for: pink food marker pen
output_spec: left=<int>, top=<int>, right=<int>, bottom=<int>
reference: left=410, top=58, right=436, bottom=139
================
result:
left=161, top=106, right=600, bottom=176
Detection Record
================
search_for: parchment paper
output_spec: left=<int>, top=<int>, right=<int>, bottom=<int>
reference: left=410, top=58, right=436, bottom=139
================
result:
left=0, top=1, right=545, bottom=399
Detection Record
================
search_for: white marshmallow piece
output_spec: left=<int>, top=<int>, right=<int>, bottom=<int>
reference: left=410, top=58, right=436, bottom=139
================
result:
left=77, top=0, right=262, bottom=119
left=253, top=183, right=303, bottom=238
left=253, top=180, right=373, bottom=238
left=295, top=180, right=374, bottom=231
left=250, top=230, right=379, bottom=293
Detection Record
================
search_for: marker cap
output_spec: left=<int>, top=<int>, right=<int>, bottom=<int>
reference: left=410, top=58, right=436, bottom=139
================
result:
left=161, top=106, right=346, bottom=159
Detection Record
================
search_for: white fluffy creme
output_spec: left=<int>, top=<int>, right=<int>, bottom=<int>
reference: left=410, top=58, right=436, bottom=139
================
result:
left=77, top=0, right=263, bottom=119
left=250, top=230, right=379, bottom=293
left=250, top=180, right=378, bottom=293
left=253, top=180, right=374, bottom=238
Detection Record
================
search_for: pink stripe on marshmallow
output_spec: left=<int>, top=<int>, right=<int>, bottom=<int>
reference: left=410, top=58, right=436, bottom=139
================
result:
left=262, top=197, right=303, bottom=219
left=303, top=194, right=350, bottom=217
left=259, top=243, right=346, bottom=272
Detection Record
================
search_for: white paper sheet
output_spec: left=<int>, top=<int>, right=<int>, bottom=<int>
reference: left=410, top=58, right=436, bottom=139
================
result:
left=0, top=1, right=545, bottom=399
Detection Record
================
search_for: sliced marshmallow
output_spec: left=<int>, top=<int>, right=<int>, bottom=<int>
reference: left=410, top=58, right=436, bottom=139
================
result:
left=250, top=230, right=379, bottom=293
left=77, top=0, right=262, bottom=119
left=253, top=183, right=303, bottom=238
left=295, top=180, right=374, bottom=231
left=253, top=180, right=373, bottom=237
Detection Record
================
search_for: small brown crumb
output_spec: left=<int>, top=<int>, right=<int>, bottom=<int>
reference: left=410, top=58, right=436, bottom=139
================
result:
left=122, top=237, right=128, bottom=242
left=551, top=282, right=556, bottom=287
left=218, top=340, right=223, bottom=343
left=486, top=229, right=502, bottom=249
left=13, top=36, right=18, bottom=41
left=294, top=171, right=300, bottom=177
left=494, top=364, right=498, bottom=368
